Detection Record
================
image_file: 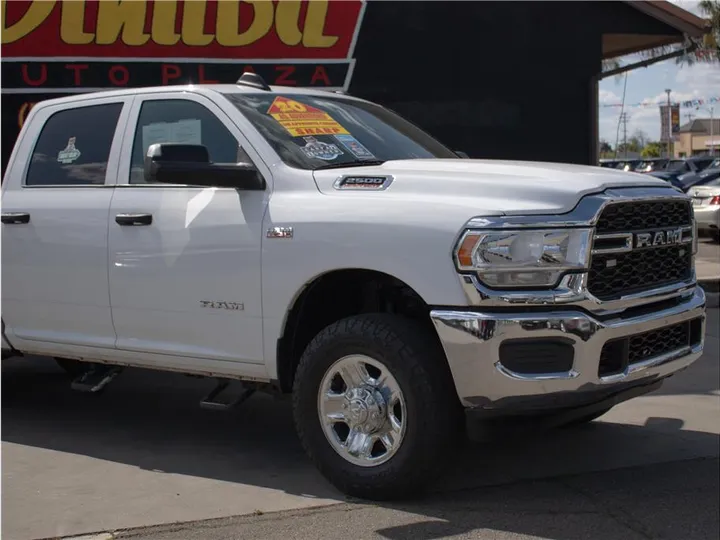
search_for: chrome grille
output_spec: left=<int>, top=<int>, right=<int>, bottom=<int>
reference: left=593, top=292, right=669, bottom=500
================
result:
left=598, top=318, right=701, bottom=377
left=588, top=199, right=693, bottom=301
left=628, top=320, right=690, bottom=364
left=596, top=200, right=691, bottom=233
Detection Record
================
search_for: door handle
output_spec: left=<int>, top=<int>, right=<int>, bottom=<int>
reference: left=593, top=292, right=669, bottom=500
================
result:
left=1, top=212, right=30, bottom=224
left=115, top=213, right=152, bottom=226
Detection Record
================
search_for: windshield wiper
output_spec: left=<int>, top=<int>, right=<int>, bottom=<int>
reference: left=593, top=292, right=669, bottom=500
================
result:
left=314, top=160, right=386, bottom=171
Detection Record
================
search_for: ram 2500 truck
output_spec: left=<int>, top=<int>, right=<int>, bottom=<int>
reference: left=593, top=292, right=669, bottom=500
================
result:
left=1, top=73, right=706, bottom=500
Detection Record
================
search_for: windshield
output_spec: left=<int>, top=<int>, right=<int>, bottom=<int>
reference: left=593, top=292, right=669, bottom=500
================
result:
left=222, top=92, right=458, bottom=170
left=694, top=158, right=714, bottom=171
left=666, top=160, right=688, bottom=172
left=636, top=159, right=666, bottom=172
left=615, top=161, right=637, bottom=170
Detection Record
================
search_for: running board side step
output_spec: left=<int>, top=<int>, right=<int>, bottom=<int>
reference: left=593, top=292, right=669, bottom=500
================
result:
left=71, top=364, right=123, bottom=393
left=200, top=379, right=256, bottom=411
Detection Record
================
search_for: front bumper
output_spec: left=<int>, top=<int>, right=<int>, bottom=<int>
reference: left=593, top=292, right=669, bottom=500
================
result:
left=430, top=286, right=706, bottom=410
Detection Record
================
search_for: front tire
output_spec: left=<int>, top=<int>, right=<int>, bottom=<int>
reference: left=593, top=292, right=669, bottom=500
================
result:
left=292, top=313, right=461, bottom=500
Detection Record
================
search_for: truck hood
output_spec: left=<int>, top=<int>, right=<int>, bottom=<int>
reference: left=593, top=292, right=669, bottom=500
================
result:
left=312, top=159, right=670, bottom=215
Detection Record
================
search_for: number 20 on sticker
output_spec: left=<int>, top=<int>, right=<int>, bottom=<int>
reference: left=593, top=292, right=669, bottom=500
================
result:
left=273, top=100, right=308, bottom=113
left=266, top=96, right=349, bottom=137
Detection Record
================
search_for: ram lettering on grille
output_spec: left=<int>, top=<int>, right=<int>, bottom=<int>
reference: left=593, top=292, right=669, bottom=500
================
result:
left=589, top=200, right=693, bottom=301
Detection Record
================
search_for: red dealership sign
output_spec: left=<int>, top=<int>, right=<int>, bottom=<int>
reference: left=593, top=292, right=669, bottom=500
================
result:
left=1, top=0, right=365, bottom=59
left=1, top=0, right=366, bottom=95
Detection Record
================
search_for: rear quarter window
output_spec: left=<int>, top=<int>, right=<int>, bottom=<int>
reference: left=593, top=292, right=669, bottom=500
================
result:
left=25, top=103, right=123, bottom=186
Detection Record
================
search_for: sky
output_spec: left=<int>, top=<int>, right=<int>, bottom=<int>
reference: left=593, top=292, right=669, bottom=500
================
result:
left=598, top=0, right=720, bottom=147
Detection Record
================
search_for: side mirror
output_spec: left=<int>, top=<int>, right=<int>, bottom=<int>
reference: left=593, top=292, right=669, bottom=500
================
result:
left=455, top=150, right=470, bottom=159
left=143, top=143, right=265, bottom=190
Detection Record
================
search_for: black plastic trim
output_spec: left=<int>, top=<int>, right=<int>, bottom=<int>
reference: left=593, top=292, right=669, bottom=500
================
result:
left=498, top=338, right=575, bottom=375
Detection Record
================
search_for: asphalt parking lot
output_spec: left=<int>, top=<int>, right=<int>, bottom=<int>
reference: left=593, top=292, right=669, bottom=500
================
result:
left=697, top=235, right=720, bottom=273
left=3, top=297, right=719, bottom=540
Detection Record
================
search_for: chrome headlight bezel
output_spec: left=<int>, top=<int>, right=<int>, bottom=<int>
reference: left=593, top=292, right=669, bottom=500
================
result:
left=453, top=227, right=593, bottom=289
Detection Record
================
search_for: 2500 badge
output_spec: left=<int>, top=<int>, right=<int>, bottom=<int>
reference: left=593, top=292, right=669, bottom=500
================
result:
left=334, top=175, right=394, bottom=190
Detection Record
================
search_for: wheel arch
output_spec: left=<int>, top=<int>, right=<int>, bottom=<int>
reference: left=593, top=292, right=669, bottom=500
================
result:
left=275, top=268, right=440, bottom=393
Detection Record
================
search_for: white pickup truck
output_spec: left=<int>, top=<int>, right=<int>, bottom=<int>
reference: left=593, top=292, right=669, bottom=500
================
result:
left=1, top=73, right=707, bottom=500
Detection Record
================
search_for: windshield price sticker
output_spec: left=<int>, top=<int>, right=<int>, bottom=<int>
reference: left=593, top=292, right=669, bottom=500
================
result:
left=334, top=134, right=376, bottom=160
left=299, top=136, right=344, bottom=161
left=267, top=96, right=350, bottom=137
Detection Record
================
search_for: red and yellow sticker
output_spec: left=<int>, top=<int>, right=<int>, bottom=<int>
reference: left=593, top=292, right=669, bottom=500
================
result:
left=267, top=96, right=349, bottom=137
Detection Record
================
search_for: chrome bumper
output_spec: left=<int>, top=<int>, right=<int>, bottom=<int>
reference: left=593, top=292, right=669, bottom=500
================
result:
left=430, top=286, right=706, bottom=409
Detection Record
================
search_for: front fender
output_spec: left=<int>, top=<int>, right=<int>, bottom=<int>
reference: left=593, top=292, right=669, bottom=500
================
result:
left=259, top=193, right=487, bottom=379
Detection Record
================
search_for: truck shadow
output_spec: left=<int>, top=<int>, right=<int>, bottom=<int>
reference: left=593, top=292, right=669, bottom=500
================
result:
left=370, top=456, right=719, bottom=540
left=2, top=356, right=719, bottom=540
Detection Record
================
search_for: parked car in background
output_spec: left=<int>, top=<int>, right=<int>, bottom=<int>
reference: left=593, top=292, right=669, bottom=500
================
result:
left=688, top=177, right=720, bottom=241
left=635, top=158, right=670, bottom=173
left=648, top=156, right=716, bottom=189
left=614, top=159, right=642, bottom=171
left=677, top=158, right=720, bottom=192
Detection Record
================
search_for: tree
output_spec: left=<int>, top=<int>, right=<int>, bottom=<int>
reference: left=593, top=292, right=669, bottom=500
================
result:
left=603, top=1, right=720, bottom=77
left=681, top=0, right=720, bottom=65
left=617, top=138, right=642, bottom=154
left=599, top=140, right=613, bottom=153
left=641, top=142, right=663, bottom=158
left=616, top=134, right=645, bottom=154
left=632, top=129, right=649, bottom=149
left=641, top=1, right=719, bottom=66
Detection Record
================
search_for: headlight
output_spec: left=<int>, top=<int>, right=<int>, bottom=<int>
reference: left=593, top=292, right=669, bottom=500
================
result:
left=454, top=228, right=592, bottom=288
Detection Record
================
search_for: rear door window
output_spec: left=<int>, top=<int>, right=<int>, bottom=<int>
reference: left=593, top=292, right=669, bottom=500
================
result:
left=25, top=103, right=123, bottom=186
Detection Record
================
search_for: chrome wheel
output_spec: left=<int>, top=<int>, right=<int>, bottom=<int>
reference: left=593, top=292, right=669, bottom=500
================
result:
left=318, top=354, right=406, bottom=467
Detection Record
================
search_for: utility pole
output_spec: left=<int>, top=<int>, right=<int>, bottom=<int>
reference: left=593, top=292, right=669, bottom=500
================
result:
left=665, top=88, right=672, bottom=158
left=685, top=112, right=695, bottom=123
left=711, top=106, right=715, bottom=157
left=620, top=112, right=629, bottom=158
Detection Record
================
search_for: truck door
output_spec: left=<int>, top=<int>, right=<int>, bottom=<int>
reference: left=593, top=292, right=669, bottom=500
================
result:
left=107, top=93, right=269, bottom=368
left=1, top=96, right=132, bottom=350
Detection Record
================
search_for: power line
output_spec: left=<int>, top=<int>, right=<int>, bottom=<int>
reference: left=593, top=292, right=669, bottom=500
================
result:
left=601, top=95, right=720, bottom=108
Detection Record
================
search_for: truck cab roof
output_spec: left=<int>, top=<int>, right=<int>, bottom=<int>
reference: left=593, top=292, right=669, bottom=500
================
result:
left=28, top=84, right=364, bottom=111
